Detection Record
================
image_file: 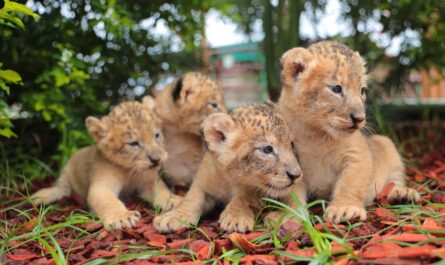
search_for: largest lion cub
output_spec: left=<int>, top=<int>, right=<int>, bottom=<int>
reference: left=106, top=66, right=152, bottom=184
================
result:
left=278, top=41, right=419, bottom=224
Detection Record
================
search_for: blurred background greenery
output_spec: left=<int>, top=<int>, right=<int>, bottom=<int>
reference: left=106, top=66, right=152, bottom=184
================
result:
left=0, top=0, right=444, bottom=187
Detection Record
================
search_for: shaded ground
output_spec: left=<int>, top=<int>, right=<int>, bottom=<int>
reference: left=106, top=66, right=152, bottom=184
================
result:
left=1, top=138, right=445, bottom=264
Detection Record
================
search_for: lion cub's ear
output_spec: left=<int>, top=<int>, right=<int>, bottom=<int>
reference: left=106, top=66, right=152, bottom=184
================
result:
left=172, top=75, right=198, bottom=104
left=265, top=99, right=278, bottom=110
left=202, top=113, right=237, bottom=156
left=142, top=95, right=155, bottom=111
left=280, top=47, right=314, bottom=90
left=85, top=116, right=108, bottom=142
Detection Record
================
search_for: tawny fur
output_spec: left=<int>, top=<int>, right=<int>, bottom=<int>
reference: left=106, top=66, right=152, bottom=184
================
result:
left=277, top=41, right=420, bottom=224
left=153, top=104, right=304, bottom=233
left=31, top=97, right=181, bottom=230
left=155, top=72, right=226, bottom=186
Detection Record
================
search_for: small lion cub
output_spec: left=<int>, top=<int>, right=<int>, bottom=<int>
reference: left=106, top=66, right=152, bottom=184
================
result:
left=154, top=104, right=304, bottom=233
left=155, top=72, right=226, bottom=187
left=32, top=97, right=180, bottom=230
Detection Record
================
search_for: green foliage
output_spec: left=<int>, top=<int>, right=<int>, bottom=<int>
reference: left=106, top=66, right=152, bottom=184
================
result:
left=230, top=0, right=445, bottom=97
left=0, top=63, right=21, bottom=138
left=265, top=194, right=356, bottom=263
left=0, top=142, right=53, bottom=197
left=0, top=0, right=38, bottom=138
left=1, top=0, right=205, bottom=168
left=0, top=0, right=39, bottom=28
left=341, top=0, right=445, bottom=92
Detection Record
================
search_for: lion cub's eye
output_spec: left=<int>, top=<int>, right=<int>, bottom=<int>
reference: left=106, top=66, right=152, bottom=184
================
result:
left=261, top=146, right=274, bottom=154
left=128, top=141, right=140, bottom=147
left=330, top=85, right=343, bottom=94
left=291, top=141, right=296, bottom=150
left=361, top=87, right=367, bottom=96
left=209, top=102, right=218, bottom=109
left=154, top=132, right=161, bottom=141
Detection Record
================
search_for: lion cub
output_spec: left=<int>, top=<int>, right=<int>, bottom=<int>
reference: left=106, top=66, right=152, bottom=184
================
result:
left=154, top=104, right=304, bottom=233
left=278, top=41, right=420, bottom=224
left=155, top=72, right=226, bottom=186
left=32, top=97, right=180, bottom=229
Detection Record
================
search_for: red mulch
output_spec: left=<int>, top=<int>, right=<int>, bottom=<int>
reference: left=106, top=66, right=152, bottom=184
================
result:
left=1, top=140, right=445, bottom=264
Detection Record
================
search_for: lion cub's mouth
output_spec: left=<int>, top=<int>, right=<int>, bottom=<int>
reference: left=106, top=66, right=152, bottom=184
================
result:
left=344, top=125, right=359, bottom=132
left=265, top=182, right=293, bottom=190
left=330, top=123, right=360, bottom=133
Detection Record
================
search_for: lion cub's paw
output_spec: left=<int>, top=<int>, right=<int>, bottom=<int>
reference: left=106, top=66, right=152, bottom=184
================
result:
left=325, top=205, right=367, bottom=224
left=31, top=195, right=49, bottom=206
left=153, top=210, right=195, bottom=233
left=103, top=210, right=141, bottom=230
left=31, top=187, right=68, bottom=205
left=219, top=210, right=254, bottom=233
left=388, top=186, right=420, bottom=203
left=155, top=194, right=183, bottom=212
left=264, top=211, right=288, bottom=227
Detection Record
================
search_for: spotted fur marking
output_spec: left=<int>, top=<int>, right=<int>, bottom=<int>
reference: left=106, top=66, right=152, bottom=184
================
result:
left=231, top=104, right=291, bottom=143
left=308, top=41, right=364, bottom=85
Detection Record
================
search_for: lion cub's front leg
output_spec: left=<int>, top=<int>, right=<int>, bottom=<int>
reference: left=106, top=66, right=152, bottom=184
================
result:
left=154, top=181, right=182, bottom=211
left=154, top=184, right=213, bottom=233
left=139, top=176, right=182, bottom=212
left=325, top=160, right=370, bottom=224
left=219, top=191, right=257, bottom=233
left=87, top=180, right=140, bottom=230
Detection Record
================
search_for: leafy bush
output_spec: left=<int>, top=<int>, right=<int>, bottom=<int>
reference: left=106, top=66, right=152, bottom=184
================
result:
left=0, top=1, right=203, bottom=168
left=0, top=0, right=39, bottom=138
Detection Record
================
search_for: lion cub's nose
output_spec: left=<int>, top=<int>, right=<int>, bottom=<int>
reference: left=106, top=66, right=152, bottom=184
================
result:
left=148, top=156, right=160, bottom=166
left=286, top=169, right=302, bottom=182
left=350, top=113, right=365, bottom=126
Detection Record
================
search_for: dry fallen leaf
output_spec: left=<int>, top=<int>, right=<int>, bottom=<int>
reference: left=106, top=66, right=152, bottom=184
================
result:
left=228, top=232, right=258, bottom=253
left=361, top=242, right=402, bottom=259
left=382, top=233, right=435, bottom=242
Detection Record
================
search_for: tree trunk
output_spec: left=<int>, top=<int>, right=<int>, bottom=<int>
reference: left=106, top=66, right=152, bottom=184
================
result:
left=200, top=9, right=211, bottom=75
left=288, top=0, right=302, bottom=48
left=262, top=0, right=280, bottom=101
left=262, top=0, right=303, bottom=101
